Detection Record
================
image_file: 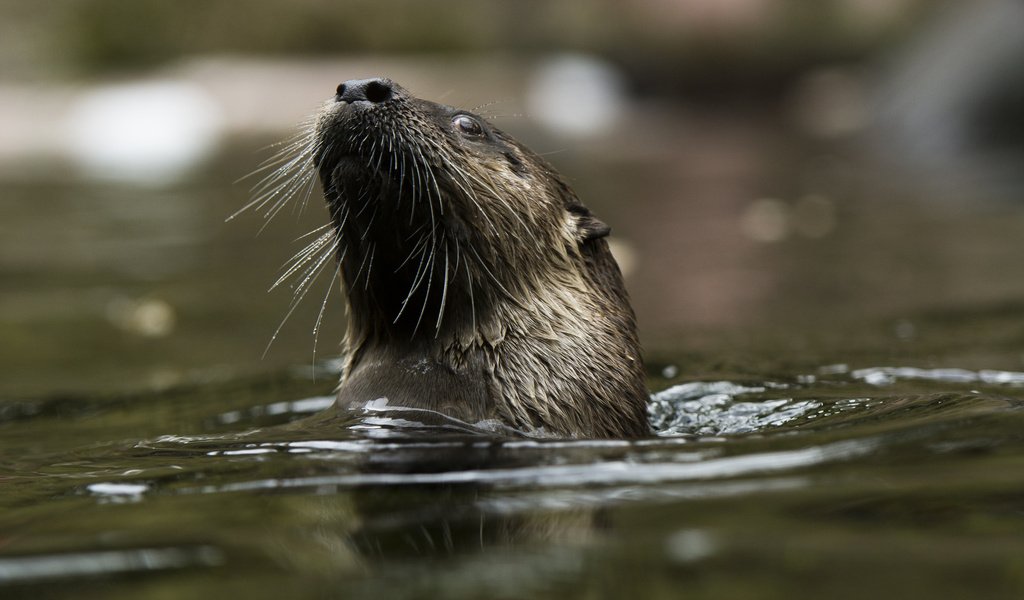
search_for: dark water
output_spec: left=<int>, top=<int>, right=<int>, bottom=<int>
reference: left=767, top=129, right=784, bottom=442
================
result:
left=3, top=363, right=1024, bottom=599
left=4, top=124, right=1024, bottom=598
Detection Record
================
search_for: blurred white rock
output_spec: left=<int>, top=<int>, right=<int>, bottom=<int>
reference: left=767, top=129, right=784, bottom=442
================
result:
left=527, top=54, right=626, bottom=138
left=66, top=80, right=224, bottom=185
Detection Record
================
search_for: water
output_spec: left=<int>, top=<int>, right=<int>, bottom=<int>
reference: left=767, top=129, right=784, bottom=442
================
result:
left=3, top=362, right=1024, bottom=599
left=4, top=120, right=1024, bottom=597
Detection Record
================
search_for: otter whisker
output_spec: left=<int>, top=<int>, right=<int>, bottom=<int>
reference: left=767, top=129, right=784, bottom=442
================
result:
left=413, top=144, right=442, bottom=218
left=411, top=147, right=438, bottom=232
left=281, top=228, right=331, bottom=266
left=408, top=151, right=425, bottom=226
left=387, top=133, right=395, bottom=173
left=412, top=232, right=438, bottom=336
left=395, top=225, right=432, bottom=272
left=419, top=160, right=440, bottom=292
left=236, top=124, right=316, bottom=185
left=372, top=139, right=388, bottom=175
left=229, top=152, right=315, bottom=223
left=363, top=243, right=376, bottom=291
left=350, top=185, right=375, bottom=220
left=460, top=242, right=477, bottom=333
left=470, top=98, right=512, bottom=114
left=404, top=233, right=434, bottom=292
left=279, top=230, right=334, bottom=276
left=435, top=239, right=451, bottom=336
left=256, top=133, right=315, bottom=168
left=270, top=228, right=337, bottom=292
left=296, top=147, right=328, bottom=216
left=288, top=242, right=338, bottom=300
left=245, top=163, right=319, bottom=232
left=351, top=237, right=375, bottom=290
left=311, top=262, right=342, bottom=365
left=282, top=222, right=335, bottom=259
left=444, top=165, right=501, bottom=238
left=394, top=137, right=406, bottom=211
left=393, top=229, right=435, bottom=323
left=328, top=206, right=351, bottom=254
left=359, top=204, right=380, bottom=241
left=239, top=124, right=334, bottom=357
left=234, top=129, right=316, bottom=194
left=447, top=158, right=524, bottom=233
left=261, top=240, right=337, bottom=359
left=293, top=221, right=334, bottom=241
left=403, top=146, right=417, bottom=217
left=260, top=169, right=317, bottom=224
left=261, top=297, right=303, bottom=359
left=420, top=149, right=445, bottom=218
left=467, top=244, right=523, bottom=308
left=238, top=149, right=307, bottom=193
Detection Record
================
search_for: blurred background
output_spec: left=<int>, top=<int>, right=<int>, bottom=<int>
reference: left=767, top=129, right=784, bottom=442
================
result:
left=1, top=0, right=1022, bottom=397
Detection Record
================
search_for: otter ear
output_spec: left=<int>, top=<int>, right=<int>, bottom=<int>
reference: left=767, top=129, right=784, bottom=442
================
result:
left=568, top=204, right=611, bottom=241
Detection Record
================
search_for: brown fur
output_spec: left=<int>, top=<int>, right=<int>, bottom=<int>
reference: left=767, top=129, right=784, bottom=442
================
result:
left=312, top=78, right=649, bottom=438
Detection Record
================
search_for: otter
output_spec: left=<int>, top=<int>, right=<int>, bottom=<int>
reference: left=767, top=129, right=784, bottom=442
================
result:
left=303, top=77, right=648, bottom=439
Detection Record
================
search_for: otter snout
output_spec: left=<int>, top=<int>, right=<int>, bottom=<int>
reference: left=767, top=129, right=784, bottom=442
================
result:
left=335, top=78, right=395, bottom=105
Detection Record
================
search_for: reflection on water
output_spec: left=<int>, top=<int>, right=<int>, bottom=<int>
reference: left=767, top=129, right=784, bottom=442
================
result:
left=851, top=366, right=1024, bottom=387
left=0, top=547, right=223, bottom=585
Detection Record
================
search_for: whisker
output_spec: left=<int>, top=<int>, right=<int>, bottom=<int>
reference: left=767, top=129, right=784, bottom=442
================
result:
left=261, top=240, right=337, bottom=359
left=228, top=125, right=319, bottom=223
left=468, top=244, right=521, bottom=307
left=393, top=230, right=434, bottom=323
left=362, top=243, right=376, bottom=291
left=435, top=239, right=451, bottom=336
left=270, top=229, right=337, bottom=291
left=470, top=97, right=513, bottom=116
left=412, top=231, right=438, bottom=336
left=311, top=262, right=342, bottom=370
left=461, top=243, right=476, bottom=333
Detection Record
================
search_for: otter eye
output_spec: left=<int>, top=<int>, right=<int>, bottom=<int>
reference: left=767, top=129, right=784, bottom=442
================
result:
left=452, top=114, right=484, bottom=137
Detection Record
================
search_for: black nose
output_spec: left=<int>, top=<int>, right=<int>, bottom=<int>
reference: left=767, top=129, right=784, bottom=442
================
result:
left=335, top=78, right=394, bottom=104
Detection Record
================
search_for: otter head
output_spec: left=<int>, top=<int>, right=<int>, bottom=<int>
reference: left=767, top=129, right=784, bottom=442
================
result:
left=311, top=77, right=648, bottom=438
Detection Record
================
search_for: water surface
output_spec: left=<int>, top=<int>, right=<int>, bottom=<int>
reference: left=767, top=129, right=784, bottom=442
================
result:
left=3, top=348, right=1024, bottom=599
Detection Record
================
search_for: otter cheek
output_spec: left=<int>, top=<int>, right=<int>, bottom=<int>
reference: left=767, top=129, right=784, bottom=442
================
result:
left=563, top=214, right=581, bottom=244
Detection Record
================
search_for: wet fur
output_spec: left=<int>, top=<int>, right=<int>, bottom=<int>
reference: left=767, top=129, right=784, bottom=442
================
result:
left=261, top=79, right=649, bottom=438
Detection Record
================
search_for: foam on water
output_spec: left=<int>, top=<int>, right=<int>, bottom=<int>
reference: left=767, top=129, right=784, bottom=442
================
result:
left=648, top=381, right=820, bottom=436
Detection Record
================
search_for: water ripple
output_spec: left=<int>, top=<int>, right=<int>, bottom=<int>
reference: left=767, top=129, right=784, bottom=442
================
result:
left=648, top=381, right=820, bottom=435
left=0, top=546, right=223, bottom=584
left=181, top=438, right=874, bottom=495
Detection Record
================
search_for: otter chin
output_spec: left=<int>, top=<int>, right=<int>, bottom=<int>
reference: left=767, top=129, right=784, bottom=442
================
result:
left=306, top=77, right=648, bottom=439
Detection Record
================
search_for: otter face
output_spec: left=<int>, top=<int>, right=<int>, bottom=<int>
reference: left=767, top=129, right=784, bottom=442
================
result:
left=248, top=78, right=648, bottom=437
left=310, top=78, right=616, bottom=339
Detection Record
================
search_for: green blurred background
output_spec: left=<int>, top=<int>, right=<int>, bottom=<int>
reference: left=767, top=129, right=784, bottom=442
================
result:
left=2, top=0, right=1023, bottom=396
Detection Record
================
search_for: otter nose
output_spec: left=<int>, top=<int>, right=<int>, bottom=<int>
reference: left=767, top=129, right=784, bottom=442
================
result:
left=335, top=78, right=394, bottom=104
